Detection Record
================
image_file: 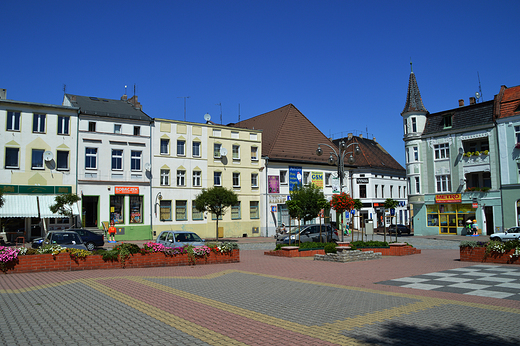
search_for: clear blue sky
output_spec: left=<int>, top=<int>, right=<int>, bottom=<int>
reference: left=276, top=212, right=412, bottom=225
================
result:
left=4, top=0, right=520, bottom=167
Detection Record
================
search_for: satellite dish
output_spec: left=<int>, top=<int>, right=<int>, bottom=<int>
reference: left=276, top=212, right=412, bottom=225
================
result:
left=475, top=92, right=480, bottom=99
left=204, top=113, right=211, bottom=122
left=220, top=147, right=228, bottom=156
left=144, top=163, right=151, bottom=171
left=43, top=151, right=54, bottom=162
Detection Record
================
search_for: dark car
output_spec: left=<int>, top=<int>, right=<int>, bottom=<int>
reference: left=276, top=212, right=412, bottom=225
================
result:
left=388, top=224, right=411, bottom=235
left=32, top=228, right=104, bottom=251
left=277, top=224, right=339, bottom=245
left=32, top=231, right=88, bottom=250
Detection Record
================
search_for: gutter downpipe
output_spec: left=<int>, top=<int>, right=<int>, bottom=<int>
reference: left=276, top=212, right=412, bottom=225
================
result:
left=149, top=119, right=154, bottom=240
left=75, top=108, right=81, bottom=228
left=264, top=156, right=269, bottom=237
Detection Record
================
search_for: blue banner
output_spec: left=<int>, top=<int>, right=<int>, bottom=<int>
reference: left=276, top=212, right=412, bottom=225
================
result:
left=289, top=166, right=302, bottom=191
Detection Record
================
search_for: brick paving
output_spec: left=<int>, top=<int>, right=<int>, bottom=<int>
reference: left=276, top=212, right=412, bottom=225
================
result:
left=1, top=237, right=520, bottom=345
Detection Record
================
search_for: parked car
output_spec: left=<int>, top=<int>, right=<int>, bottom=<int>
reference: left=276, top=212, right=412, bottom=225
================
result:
left=277, top=224, right=339, bottom=245
left=490, top=227, right=520, bottom=242
left=68, top=228, right=104, bottom=251
left=32, top=231, right=88, bottom=250
left=155, top=231, right=205, bottom=247
left=388, top=224, right=411, bottom=235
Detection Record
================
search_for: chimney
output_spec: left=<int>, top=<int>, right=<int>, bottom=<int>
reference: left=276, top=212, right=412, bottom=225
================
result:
left=469, top=97, right=476, bottom=105
left=128, top=95, right=142, bottom=110
left=359, top=133, right=363, bottom=139
left=0, top=88, right=6, bottom=100
left=347, top=133, right=353, bottom=140
left=373, top=137, right=376, bottom=142
left=121, top=93, right=128, bottom=101
left=458, top=99, right=464, bottom=107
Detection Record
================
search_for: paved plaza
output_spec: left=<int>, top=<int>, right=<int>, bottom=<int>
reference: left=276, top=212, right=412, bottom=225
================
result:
left=1, top=237, right=520, bottom=345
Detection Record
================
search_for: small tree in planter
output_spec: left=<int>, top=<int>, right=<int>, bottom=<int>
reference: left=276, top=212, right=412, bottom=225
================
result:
left=194, top=187, right=238, bottom=242
left=384, top=198, right=399, bottom=243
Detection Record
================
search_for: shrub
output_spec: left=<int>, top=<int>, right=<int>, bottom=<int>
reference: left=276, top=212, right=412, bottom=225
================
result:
left=351, top=240, right=389, bottom=248
left=324, top=243, right=337, bottom=253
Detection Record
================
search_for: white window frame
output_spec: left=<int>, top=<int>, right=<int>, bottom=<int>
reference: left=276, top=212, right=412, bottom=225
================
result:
left=303, top=172, right=310, bottom=185
left=160, top=169, right=170, bottom=186
left=251, top=146, right=258, bottom=161
left=111, top=149, right=123, bottom=171
left=411, top=117, right=417, bottom=132
left=280, top=170, right=288, bottom=184
left=114, top=124, right=122, bottom=134
left=57, top=116, right=70, bottom=135
left=6, top=111, right=20, bottom=131
left=56, top=150, right=69, bottom=171
left=85, top=148, right=97, bottom=169
left=436, top=175, right=451, bottom=192
left=214, top=171, right=222, bottom=186
left=193, top=141, right=201, bottom=157
left=160, top=138, right=170, bottom=155
left=434, top=143, right=450, bottom=160
left=193, top=170, right=201, bottom=187
left=413, top=146, right=418, bottom=161
left=177, top=140, right=185, bottom=156
left=131, top=151, right=142, bottom=171
left=88, top=121, right=96, bottom=132
left=214, top=143, right=222, bottom=158
left=32, top=149, right=44, bottom=169
left=177, top=170, right=186, bottom=186
left=232, top=145, right=240, bottom=160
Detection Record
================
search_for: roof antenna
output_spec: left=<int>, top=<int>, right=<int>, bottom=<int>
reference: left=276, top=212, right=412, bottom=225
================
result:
left=216, top=103, right=222, bottom=124
left=178, top=96, right=190, bottom=121
left=63, top=84, right=66, bottom=95
left=133, top=84, right=136, bottom=97
left=475, top=72, right=483, bottom=103
left=410, top=58, right=413, bottom=73
left=238, top=103, right=241, bottom=123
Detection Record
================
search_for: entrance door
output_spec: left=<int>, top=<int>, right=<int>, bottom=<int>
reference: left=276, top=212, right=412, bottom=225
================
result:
left=82, top=196, right=99, bottom=228
left=440, top=214, right=457, bottom=234
left=485, top=206, right=494, bottom=235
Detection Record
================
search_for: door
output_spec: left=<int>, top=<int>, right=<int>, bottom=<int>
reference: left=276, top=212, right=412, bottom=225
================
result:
left=484, top=206, right=494, bottom=235
left=82, top=196, right=99, bottom=228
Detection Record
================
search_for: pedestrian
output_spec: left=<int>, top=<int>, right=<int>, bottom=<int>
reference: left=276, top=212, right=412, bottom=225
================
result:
left=108, top=221, right=117, bottom=242
left=281, top=223, right=287, bottom=234
left=472, top=219, right=478, bottom=236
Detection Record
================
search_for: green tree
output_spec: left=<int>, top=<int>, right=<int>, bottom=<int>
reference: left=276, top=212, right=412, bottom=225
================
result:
left=50, top=193, right=81, bottom=226
left=383, top=198, right=399, bottom=242
left=194, top=187, right=239, bottom=241
left=286, top=184, right=328, bottom=244
left=0, top=188, right=4, bottom=209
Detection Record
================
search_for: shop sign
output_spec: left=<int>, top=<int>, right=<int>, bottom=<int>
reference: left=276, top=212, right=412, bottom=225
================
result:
left=269, top=195, right=288, bottom=204
left=311, top=172, right=323, bottom=189
left=115, top=186, right=139, bottom=194
left=357, top=178, right=369, bottom=184
left=435, top=194, right=461, bottom=203
left=472, top=202, right=478, bottom=208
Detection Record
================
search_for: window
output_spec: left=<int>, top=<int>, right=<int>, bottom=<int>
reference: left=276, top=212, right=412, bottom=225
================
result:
left=114, top=124, right=122, bottom=134
left=110, top=195, right=124, bottom=224
left=56, top=151, right=69, bottom=170
left=33, top=113, right=46, bottom=133
left=434, top=143, right=449, bottom=160
left=251, top=173, right=258, bottom=188
left=381, top=185, right=385, bottom=198
left=232, top=145, right=240, bottom=160
left=325, top=173, right=331, bottom=186
left=516, top=126, right=520, bottom=144
left=111, top=149, right=123, bottom=170
left=233, top=172, right=240, bottom=187
left=176, top=201, right=187, bottom=221
left=375, top=185, right=378, bottom=198
left=413, top=147, right=418, bottom=161
left=193, top=142, right=201, bottom=157
left=436, top=175, right=451, bottom=192
left=444, top=114, right=452, bottom=128
left=88, top=122, right=96, bottom=132
left=280, top=170, right=288, bottom=184
left=250, top=201, right=259, bottom=219
left=160, top=138, right=169, bottom=155
left=398, top=186, right=401, bottom=198
left=192, top=201, right=203, bottom=220
left=251, top=146, right=258, bottom=161
left=160, top=169, right=170, bottom=186
left=177, top=170, right=185, bottom=186
left=231, top=202, right=241, bottom=219
left=214, top=143, right=221, bottom=158
left=415, top=177, right=420, bottom=194
left=85, top=148, right=97, bottom=169
left=359, top=185, right=367, bottom=198
left=57, top=116, right=70, bottom=135
left=390, top=185, right=393, bottom=198
left=32, top=149, right=44, bottom=169
left=231, top=131, right=239, bottom=139
left=5, top=147, right=19, bottom=168
left=193, top=171, right=201, bottom=187
left=177, top=140, right=185, bottom=156
left=130, top=196, right=143, bottom=223
left=131, top=151, right=142, bottom=171
left=160, top=200, right=172, bottom=221
left=303, top=172, right=310, bottom=185
left=411, top=117, right=417, bottom=132
left=134, top=126, right=140, bottom=136
left=483, top=172, right=491, bottom=188
left=214, top=171, right=222, bottom=186
left=6, top=111, right=20, bottom=131
left=403, top=119, right=407, bottom=135
left=406, top=147, right=410, bottom=163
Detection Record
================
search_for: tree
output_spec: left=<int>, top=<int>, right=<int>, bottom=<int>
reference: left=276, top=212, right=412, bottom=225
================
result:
left=50, top=193, right=81, bottom=227
left=383, top=198, right=399, bottom=242
left=0, top=188, right=4, bottom=209
left=287, top=184, right=328, bottom=244
left=330, top=192, right=355, bottom=241
left=194, top=187, right=239, bottom=241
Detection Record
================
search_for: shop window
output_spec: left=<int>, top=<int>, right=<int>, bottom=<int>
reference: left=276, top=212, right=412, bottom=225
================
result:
left=192, top=201, right=203, bottom=220
left=130, top=196, right=143, bottom=223
left=160, top=200, right=172, bottom=221
left=176, top=200, right=187, bottom=221
left=110, top=195, right=124, bottom=224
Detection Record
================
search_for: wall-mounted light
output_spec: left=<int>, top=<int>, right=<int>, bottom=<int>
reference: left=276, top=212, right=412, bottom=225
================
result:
left=154, top=192, right=162, bottom=215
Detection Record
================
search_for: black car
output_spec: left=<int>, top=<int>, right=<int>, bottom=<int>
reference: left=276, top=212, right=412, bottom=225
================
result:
left=68, top=229, right=104, bottom=250
left=388, top=224, right=411, bottom=235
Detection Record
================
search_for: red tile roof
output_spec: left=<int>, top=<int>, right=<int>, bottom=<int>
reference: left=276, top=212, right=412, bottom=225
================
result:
left=496, top=85, right=520, bottom=119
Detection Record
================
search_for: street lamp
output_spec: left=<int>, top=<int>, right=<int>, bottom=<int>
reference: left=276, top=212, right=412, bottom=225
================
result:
left=316, top=140, right=361, bottom=241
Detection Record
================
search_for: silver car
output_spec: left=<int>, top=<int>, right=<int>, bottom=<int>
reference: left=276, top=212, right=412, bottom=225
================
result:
left=490, top=227, right=520, bottom=242
left=277, top=224, right=339, bottom=245
left=42, top=231, right=88, bottom=250
left=155, top=231, right=205, bottom=247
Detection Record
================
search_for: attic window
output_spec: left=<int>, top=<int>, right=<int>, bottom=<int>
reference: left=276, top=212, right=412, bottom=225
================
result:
left=444, top=114, right=452, bottom=128
left=89, top=97, right=99, bottom=101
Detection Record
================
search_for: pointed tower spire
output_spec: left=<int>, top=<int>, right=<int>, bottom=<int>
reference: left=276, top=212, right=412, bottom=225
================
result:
left=402, top=64, right=427, bottom=114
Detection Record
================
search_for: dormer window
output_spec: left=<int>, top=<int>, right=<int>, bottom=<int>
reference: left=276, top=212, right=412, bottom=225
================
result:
left=411, top=117, right=417, bottom=132
left=443, top=114, right=452, bottom=128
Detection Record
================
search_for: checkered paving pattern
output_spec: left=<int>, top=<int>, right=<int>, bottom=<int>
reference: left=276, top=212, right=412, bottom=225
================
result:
left=377, top=265, right=520, bottom=301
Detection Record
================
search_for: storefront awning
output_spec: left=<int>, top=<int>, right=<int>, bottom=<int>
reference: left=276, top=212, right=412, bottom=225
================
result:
left=0, top=195, right=39, bottom=218
left=38, top=195, right=80, bottom=218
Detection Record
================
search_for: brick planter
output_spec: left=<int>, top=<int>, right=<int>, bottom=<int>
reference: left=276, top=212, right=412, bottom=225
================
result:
left=358, top=243, right=421, bottom=256
left=1, top=249, right=240, bottom=274
left=265, top=243, right=420, bottom=258
left=460, top=247, right=520, bottom=264
left=264, top=247, right=326, bottom=258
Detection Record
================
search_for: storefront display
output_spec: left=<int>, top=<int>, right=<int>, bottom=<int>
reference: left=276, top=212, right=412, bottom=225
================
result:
left=130, top=196, right=143, bottom=224
left=110, top=195, right=124, bottom=224
left=427, top=204, right=475, bottom=234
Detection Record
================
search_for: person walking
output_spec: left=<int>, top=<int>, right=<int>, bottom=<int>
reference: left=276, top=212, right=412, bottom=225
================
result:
left=108, top=221, right=117, bottom=243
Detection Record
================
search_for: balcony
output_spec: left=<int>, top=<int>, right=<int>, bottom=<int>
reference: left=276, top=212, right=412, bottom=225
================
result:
left=461, top=152, right=490, bottom=175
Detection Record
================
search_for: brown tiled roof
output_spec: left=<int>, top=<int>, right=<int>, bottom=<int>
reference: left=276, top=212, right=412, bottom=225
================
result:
left=332, top=137, right=405, bottom=173
left=496, top=85, right=520, bottom=120
left=232, top=104, right=336, bottom=164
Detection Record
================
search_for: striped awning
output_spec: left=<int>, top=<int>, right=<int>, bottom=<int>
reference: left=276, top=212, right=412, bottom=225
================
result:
left=38, top=195, right=80, bottom=218
left=0, top=195, right=39, bottom=218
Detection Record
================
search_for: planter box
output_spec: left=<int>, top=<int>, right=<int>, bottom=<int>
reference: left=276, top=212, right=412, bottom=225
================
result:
left=358, top=243, right=421, bottom=256
left=264, top=247, right=326, bottom=257
left=460, top=247, right=520, bottom=264
left=265, top=243, right=420, bottom=258
left=1, top=249, right=240, bottom=274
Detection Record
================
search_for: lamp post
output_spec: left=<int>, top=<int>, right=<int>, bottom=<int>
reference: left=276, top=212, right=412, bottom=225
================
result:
left=316, top=140, right=361, bottom=241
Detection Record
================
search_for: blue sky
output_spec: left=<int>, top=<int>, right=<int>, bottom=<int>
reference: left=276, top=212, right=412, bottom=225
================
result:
left=3, top=0, right=520, bottom=167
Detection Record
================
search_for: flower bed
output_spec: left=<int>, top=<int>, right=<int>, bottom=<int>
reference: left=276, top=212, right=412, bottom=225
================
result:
left=264, top=242, right=420, bottom=257
left=0, top=242, right=239, bottom=274
left=460, top=240, right=520, bottom=264
left=359, top=243, right=421, bottom=256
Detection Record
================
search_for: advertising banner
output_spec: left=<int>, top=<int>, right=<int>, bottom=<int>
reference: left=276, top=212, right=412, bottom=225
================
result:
left=311, top=171, right=323, bottom=189
left=435, top=194, right=461, bottom=203
left=115, top=187, right=139, bottom=194
left=289, top=166, right=302, bottom=191
left=268, top=175, right=280, bottom=193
